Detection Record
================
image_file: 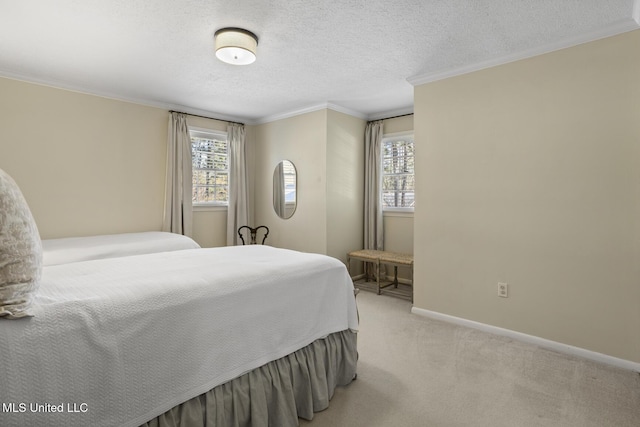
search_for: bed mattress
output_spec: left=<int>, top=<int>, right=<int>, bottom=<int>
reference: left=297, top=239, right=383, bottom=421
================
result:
left=41, top=231, right=201, bottom=266
left=0, top=245, right=358, bottom=427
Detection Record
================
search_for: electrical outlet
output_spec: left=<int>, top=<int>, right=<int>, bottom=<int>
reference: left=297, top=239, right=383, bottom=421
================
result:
left=498, top=282, right=508, bottom=298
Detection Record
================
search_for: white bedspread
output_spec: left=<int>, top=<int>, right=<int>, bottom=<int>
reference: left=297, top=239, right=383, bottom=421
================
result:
left=0, top=245, right=358, bottom=427
left=41, top=231, right=201, bottom=266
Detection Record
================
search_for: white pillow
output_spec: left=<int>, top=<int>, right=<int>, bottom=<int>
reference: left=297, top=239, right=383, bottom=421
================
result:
left=0, top=168, right=42, bottom=319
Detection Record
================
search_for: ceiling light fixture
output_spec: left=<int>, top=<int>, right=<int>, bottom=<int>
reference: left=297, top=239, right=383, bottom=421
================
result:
left=214, top=27, right=258, bottom=65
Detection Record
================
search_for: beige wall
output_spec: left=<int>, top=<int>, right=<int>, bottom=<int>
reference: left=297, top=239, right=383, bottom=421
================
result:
left=384, top=213, right=414, bottom=279
left=383, top=114, right=413, bottom=135
left=326, top=109, right=366, bottom=263
left=0, top=77, right=167, bottom=239
left=0, top=77, right=229, bottom=247
left=253, top=110, right=329, bottom=254
left=192, top=209, right=227, bottom=248
left=252, top=109, right=366, bottom=261
left=0, top=78, right=364, bottom=253
left=414, top=30, right=640, bottom=362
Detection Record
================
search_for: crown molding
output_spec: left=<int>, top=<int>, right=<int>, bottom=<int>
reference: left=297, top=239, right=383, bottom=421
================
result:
left=6, top=10, right=638, bottom=126
left=167, top=105, right=249, bottom=125
left=367, top=106, right=414, bottom=121
left=407, top=18, right=640, bottom=87
left=254, top=102, right=417, bottom=125
left=326, top=102, right=368, bottom=120
left=0, top=70, right=376, bottom=126
left=251, top=103, right=328, bottom=125
left=253, top=102, right=367, bottom=125
left=0, top=70, right=250, bottom=125
left=0, top=69, right=158, bottom=108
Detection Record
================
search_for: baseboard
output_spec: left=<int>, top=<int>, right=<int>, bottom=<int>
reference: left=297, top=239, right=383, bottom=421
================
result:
left=410, top=307, right=640, bottom=373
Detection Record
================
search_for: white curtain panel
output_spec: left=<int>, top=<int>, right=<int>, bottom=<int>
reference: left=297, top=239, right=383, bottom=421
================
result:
left=226, top=124, right=250, bottom=246
left=162, top=112, right=193, bottom=237
left=364, top=121, right=384, bottom=251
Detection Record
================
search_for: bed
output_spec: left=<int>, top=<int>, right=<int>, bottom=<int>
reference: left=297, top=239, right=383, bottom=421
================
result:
left=0, top=232, right=359, bottom=427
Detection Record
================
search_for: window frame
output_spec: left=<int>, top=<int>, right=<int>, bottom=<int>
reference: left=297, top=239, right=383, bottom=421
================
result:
left=189, top=127, right=229, bottom=208
left=381, top=131, right=415, bottom=213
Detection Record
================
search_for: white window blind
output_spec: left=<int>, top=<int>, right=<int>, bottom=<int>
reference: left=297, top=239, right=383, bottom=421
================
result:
left=381, top=134, right=415, bottom=210
left=190, top=129, right=228, bottom=205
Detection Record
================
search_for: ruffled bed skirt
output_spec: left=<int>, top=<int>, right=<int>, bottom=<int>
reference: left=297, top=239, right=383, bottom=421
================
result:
left=142, top=329, right=358, bottom=427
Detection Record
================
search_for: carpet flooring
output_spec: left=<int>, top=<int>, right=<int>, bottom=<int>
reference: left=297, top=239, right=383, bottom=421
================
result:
left=301, top=290, right=640, bottom=427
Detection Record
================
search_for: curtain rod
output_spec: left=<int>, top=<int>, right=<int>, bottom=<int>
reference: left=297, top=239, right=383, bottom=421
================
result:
left=369, top=112, right=413, bottom=123
left=169, top=110, right=244, bottom=126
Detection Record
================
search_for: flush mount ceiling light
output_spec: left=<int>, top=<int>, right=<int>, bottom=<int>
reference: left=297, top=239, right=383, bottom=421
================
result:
left=214, top=27, right=258, bottom=65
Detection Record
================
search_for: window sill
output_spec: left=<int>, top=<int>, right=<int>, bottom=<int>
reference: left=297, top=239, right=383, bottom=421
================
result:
left=193, top=205, right=228, bottom=212
left=383, top=209, right=414, bottom=218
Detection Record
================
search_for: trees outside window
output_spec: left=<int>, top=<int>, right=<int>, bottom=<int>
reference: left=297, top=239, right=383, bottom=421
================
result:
left=381, top=134, right=414, bottom=210
left=191, top=130, right=228, bottom=205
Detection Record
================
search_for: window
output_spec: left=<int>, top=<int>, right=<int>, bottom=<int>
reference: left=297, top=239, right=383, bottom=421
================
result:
left=282, top=160, right=296, bottom=203
left=190, top=128, right=228, bottom=205
left=381, top=133, right=414, bottom=210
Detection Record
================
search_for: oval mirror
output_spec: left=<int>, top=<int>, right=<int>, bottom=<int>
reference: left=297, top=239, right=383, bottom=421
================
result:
left=273, top=160, right=297, bottom=219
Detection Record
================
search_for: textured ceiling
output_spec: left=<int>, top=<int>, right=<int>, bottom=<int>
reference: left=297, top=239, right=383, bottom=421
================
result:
left=0, top=0, right=638, bottom=123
